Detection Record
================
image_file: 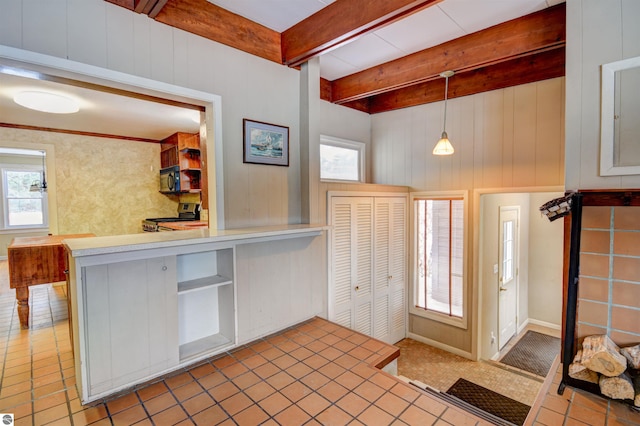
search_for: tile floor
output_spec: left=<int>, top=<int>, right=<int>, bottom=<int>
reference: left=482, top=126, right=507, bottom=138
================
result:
left=395, top=335, right=548, bottom=406
left=527, top=360, right=640, bottom=426
left=0, top=261, right=488, bottom=425
left=0, top=260, right=638, bottom=425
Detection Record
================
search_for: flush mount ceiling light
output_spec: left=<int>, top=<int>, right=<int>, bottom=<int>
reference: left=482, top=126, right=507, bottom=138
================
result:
left=432, top=70, right=455, bottom=156
left=13, top=90, right=80, bottom=114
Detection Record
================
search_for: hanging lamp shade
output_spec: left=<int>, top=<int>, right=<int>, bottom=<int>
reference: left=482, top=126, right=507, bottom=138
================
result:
left=433, top=131, right=454, bottom=155
left=433, top=70, right=455, bottom=156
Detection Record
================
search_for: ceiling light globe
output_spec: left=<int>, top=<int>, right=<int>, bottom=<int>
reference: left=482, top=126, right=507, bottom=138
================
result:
left=13, top=91, right=80, bottom=114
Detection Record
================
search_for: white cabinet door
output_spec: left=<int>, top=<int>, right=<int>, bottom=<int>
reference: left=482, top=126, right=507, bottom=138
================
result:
left=388, top=198, right=407, bottom=344
left=83, top=256, right=179, bottom=397
left=373, top=197, right=407, bottom=344
left=329, top=195, right=406, bottom=344
left=329, top=197, right=373, bottom=335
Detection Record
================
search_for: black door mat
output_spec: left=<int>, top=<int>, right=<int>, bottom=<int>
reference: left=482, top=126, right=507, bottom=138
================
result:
left=499, top=330, right=560, bottom=377
left=446, top=378, right=530, bottom=426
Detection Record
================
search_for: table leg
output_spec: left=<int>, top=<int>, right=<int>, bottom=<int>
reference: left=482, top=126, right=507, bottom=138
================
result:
left=16, top=286, right=29, bottom=328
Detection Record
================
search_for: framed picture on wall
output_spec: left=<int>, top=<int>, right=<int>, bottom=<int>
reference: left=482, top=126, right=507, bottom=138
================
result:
left=243, top=119, right=289, bottom=166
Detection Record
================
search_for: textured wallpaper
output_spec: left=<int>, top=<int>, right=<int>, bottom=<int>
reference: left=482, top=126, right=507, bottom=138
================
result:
left=0, top=127, right=182, bottom=238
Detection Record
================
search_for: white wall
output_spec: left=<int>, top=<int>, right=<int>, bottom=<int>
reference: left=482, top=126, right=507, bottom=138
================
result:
left=565, top=0, right=640, bottom=189
left=0, top=0, right=302, bottom=228
left=371, top=79, right=565, bottom=355
left=528, top=192, right=564, bottom=327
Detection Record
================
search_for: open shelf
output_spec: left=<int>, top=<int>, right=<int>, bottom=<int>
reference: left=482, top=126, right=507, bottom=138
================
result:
left=179, top=333, right=232, bottom=361
left=177, top=275, right=232, bottom=294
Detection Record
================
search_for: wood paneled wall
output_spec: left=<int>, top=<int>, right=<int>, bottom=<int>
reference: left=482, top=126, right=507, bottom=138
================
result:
left=370, top=77, right=565, bottom=355
left=565, top=0, right=640, bottom=189
left=0, top=0, right=309, bottom=229
left=371, top=78, right=565, bottom=191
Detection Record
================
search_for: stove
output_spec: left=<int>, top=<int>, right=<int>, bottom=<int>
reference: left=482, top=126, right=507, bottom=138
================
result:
left=142, top=202, right=200, bottom=232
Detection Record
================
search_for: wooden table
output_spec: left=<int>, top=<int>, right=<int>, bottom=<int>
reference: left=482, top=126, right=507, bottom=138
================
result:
left=8, top=234, right=95, bottom=328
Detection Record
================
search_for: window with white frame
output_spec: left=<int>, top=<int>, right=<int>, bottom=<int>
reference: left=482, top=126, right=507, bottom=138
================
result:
left=411, top=191, right=467, bottom=328
left=1, top=165, right=48, bottom=229
left=320, top=135, right=365, bottom=182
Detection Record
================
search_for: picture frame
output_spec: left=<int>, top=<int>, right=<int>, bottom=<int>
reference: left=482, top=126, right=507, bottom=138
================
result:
left=243, top=119, right=289, bottom=166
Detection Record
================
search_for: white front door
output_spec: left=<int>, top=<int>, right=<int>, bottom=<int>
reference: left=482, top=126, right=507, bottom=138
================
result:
left=498, top=207, right=519, bottom=349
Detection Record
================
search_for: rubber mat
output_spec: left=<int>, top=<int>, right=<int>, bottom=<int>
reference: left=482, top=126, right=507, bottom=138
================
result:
left=499, top=331, right=560, bottom=377
left=446, top=378, right=530, bottom=426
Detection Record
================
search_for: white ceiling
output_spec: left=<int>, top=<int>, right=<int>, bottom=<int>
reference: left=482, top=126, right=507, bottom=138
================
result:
left=208, top=0, right=565, bottom=80
left=0, top=0, right=564, bottom=140
left=0, top=71, right=201, bottom=140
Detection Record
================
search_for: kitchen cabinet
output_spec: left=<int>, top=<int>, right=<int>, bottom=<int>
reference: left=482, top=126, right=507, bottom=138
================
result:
left=328, top=194, right=407, bottom=345
left=82, top=256, right=179, bottom=397
left=160, top=132, right=201, bottom=192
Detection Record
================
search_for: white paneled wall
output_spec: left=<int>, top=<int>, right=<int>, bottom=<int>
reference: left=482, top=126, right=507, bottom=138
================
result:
left=371, top=78, right=565, bottom=355
left=565, top=0, right=640, bottom=189
left=371, top=78, right=565, bottom=191
left=0, top=0, right=347, bottom=228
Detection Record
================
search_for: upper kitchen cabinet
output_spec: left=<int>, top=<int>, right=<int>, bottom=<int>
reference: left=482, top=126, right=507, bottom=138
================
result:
left=160, top=132, right=202, bottom=193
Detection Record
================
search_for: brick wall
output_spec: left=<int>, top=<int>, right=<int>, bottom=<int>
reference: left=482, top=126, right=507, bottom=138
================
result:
left=577, top=206, right=640, bottom=345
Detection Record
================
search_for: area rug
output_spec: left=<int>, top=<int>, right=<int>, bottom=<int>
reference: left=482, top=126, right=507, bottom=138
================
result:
left=446, top=378, right=530, bottom=426
left=499, top=331, right=560, bottom=377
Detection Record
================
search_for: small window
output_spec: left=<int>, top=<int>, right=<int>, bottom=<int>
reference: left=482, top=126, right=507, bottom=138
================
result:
left=411, top=191, right=467, bottom=328
left=320, top=136, right=365, bottom=182
left=2, top=166, right=48, bottom=229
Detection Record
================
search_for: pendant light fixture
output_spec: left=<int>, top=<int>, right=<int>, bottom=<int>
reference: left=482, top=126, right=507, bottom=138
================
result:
left=29, top=151, right=47, bottom=193
left=432, top=70, right=455, bottom=156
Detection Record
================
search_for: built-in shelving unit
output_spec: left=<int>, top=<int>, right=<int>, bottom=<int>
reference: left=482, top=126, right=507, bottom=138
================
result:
left=160, top=132, right=202, bottom=193
left=177, top=248, right=235, bottom=362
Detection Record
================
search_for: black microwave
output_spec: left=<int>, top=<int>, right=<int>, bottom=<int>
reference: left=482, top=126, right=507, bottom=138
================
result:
left=160, top=166, right=180, bottom=193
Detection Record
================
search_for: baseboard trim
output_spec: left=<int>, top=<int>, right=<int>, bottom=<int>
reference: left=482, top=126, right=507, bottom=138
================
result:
left=527, top=318, right=561, bottom=331
left=517, top=318, right=529, bottom=334
left=406, top=332, right=475, bottom=360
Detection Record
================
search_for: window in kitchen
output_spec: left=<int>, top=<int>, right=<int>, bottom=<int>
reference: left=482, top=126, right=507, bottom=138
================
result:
left=1, top=165, right=48, bottom=229
left=320, top=135, right=365, bottom=182
left=411, top=191, right=467, bottom=328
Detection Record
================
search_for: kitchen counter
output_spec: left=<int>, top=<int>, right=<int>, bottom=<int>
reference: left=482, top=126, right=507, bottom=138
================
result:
left=65, top=223, right=328, bottom=403
left=158, top=220, right=209, bottom=231
left=63, top=224, right=327, bottom=257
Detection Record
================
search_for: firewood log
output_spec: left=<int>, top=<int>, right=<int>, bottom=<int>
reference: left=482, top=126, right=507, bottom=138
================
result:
left=599, top=372, right=635, bottom=400
left=635, top=376, right=640, bottom=407
left=621, top=344, right=640, bottom=370
left=569, top=350, right=599, bottom=383
left=581, top=335, right=627, bottom=377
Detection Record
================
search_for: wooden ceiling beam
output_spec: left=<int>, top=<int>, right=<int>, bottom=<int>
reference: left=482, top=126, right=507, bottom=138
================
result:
left=105, top=0, right=135, bottom=9
left=366, top=47, right=565, bottom=114
left=330, top=2, right=565, bottom=104
left=150, top=0, right=282, bottom=63
left=282, top=0, right=443, bottom=67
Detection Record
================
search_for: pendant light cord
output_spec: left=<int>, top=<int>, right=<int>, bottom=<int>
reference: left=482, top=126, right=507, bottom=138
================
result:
left=442, top=75, right=449, bottom=133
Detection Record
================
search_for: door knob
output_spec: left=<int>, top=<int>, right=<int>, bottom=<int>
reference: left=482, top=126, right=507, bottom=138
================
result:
left=499, top=286, right=507, bottom=292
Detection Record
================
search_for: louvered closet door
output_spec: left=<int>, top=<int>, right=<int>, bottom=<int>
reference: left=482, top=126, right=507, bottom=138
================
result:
left=329, top=197, right=373, bottom=335
left=373, top=197, right=407, bottom=344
